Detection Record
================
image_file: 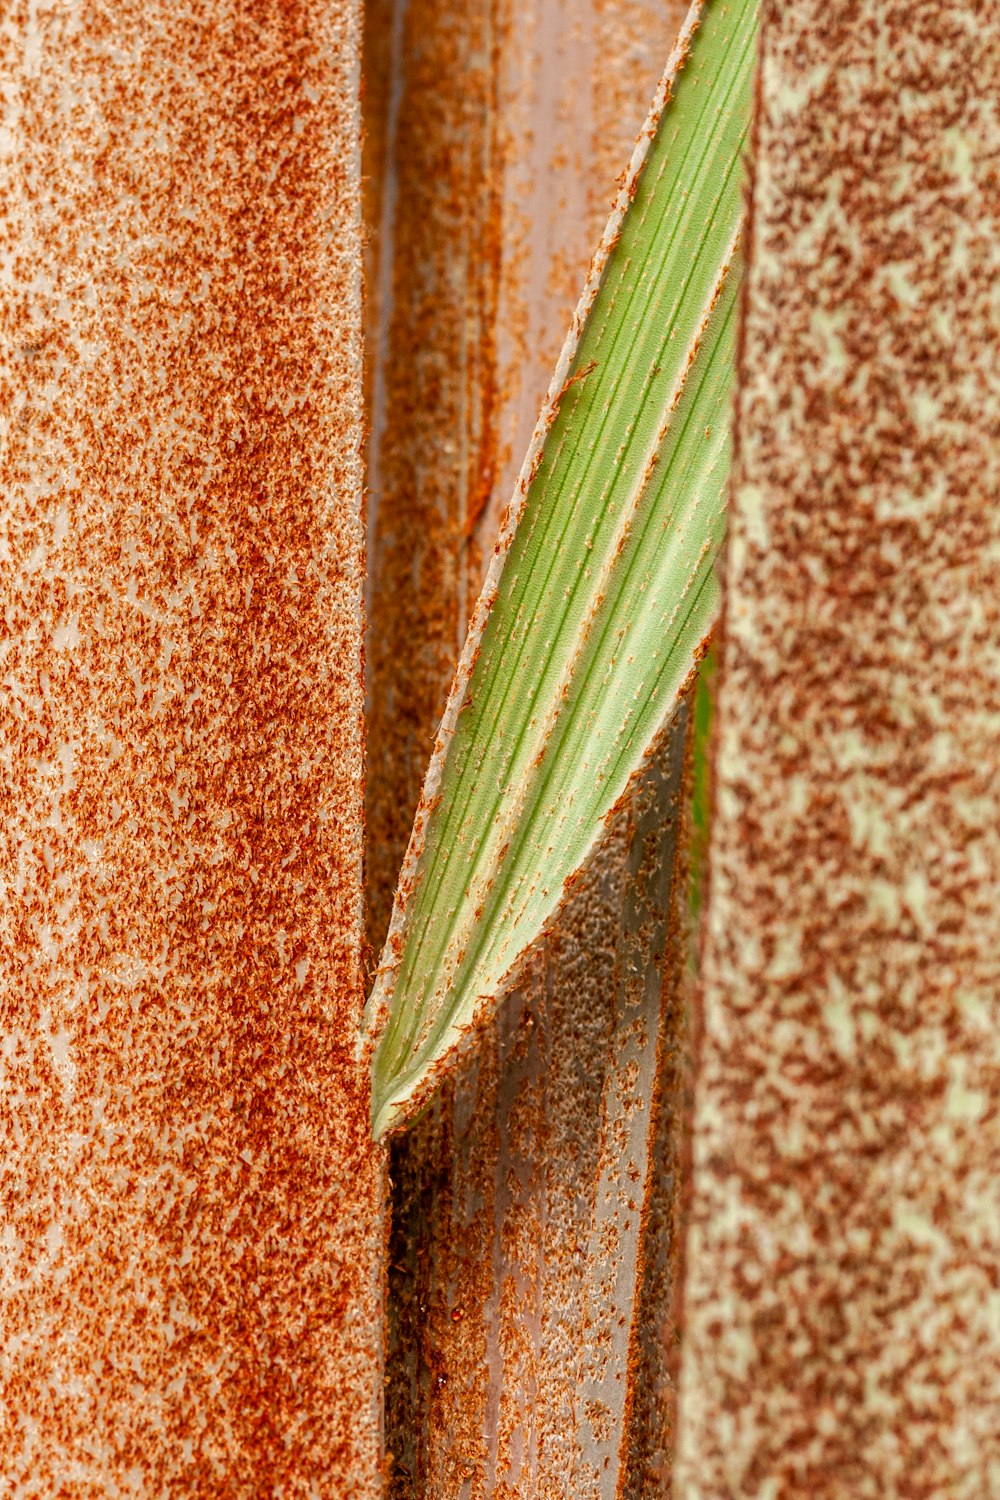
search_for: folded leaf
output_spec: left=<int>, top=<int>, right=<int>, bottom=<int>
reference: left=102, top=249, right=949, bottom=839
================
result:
left=366, top=0, right=757, bottom=1138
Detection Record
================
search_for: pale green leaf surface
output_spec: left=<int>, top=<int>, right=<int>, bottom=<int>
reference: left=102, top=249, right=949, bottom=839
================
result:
left=367, top=0, right=757, bottom=1137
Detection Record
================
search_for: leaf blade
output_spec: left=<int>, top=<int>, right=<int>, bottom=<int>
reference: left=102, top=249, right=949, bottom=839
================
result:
left=367, top=0, right=758, bottom=1137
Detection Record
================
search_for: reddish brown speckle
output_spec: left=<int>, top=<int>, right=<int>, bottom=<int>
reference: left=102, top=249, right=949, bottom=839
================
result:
left=0, top=0, right=382, bottom=1491
left=676, top=4, right=1000, bottom=1496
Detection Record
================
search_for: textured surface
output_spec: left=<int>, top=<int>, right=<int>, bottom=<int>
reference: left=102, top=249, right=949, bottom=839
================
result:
left=676, top=3, right=1000, bottom=1496
left=0, top=1, right=381, bottom=1493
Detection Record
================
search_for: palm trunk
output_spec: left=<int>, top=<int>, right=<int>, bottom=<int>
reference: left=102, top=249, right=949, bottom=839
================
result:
left=676, top=2, right=1000, bottom=1493
left=0, top=2, right=382, bottom=1491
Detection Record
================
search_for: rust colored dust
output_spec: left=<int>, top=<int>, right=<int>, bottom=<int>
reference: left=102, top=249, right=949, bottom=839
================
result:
left=0, top=2, right=382, bottom=1494
left=676, top=3, right=1000, bottom=1497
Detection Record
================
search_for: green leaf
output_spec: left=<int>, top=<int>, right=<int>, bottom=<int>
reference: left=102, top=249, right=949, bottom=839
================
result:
left=366, top=0, right=758, bottom=1138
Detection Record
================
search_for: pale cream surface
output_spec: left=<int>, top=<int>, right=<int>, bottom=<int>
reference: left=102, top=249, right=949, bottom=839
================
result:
left=677, top=2, right=1000, bottom=1495
left=0, top=1, right=381, bottom=1492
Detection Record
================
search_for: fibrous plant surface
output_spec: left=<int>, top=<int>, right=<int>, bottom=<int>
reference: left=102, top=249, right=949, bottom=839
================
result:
left=676, top=2, right=1000, bottom=1495
left=0, top=2, right=380, bottom=1491
left=368, top=0, right=757, bottom=1137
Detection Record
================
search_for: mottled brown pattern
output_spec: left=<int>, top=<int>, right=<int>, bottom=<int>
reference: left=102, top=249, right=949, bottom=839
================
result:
left=676, top=3, right=1000, bottom=1496
left=0, top=1, right=381, bottom=1492
left=363, top=0, right=691, bottom=1491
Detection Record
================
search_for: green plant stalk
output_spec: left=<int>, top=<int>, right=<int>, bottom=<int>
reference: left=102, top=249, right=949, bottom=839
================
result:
left=366, top=0, right=757, bottom=1138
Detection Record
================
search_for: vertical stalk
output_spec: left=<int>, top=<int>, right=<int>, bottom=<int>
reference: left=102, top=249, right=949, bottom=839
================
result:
left=0, top=1, right=382, bottom=1491
left=677, top=2, right=1000, bottom=1493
